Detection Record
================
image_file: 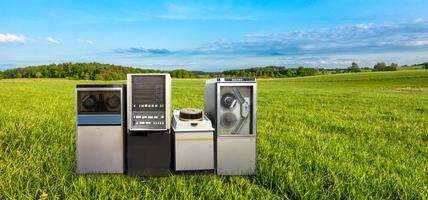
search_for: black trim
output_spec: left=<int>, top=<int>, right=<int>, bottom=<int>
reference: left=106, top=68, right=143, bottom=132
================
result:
left=250, top=86, right=254, bottom=135
left=76, top=84, right=125, bottom=88
left=122, top=84, right=127, bottom=175
left=223, top=78, right=256, bottom=82
left=125, top=131, right=171, bottom=176
left=171, top=130, right=176, bottom=171
left=172, top=170, right=214, bottom=175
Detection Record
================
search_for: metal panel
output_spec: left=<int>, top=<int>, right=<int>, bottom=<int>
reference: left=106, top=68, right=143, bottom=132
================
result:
left=174, top=132, right=214, bottom=171
left=216, top=136, right=256, bottom=175
left=204, top=81, right=217, bottom=126
left=76, top=126, right=124, bottom=173
left=75, top=85, right=125, bottom=174
left=215, top=82, right=257, bottom=175
left=204, top=78, right=257, bottom=175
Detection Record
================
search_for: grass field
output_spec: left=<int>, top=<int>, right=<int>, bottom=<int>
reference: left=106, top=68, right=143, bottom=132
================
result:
left=0, top=70, right=427, bottom=199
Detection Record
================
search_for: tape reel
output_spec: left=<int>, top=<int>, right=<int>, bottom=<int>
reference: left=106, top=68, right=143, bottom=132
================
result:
left=220, top=112, right=238, bottom=128
left=179, top=108, right=203, bottom=121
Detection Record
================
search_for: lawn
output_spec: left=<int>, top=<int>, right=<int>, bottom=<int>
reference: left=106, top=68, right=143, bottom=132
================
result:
left=0, top=70, right=427, bottom=199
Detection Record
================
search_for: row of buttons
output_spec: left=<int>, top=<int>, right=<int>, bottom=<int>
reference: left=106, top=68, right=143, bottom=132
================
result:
left=134, top=115, right=164, bottom=119
left=133, top=104, right=164, bottom=108
left=136, top=121, right=164, bottom=125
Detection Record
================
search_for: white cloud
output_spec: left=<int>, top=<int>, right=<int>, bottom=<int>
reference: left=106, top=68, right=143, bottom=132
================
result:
left=112, top=20, right=428, bottom=69
left=0, top=33, right=27, bottom=43
left=77, top=39, right=94, bottom=44
left=46, top=37, right=61, bottom=44
left=195, top=20, right=428, bottom=56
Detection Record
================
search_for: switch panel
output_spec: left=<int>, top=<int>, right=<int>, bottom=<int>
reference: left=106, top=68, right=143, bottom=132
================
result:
left=127, top=74, right=171, bottom=131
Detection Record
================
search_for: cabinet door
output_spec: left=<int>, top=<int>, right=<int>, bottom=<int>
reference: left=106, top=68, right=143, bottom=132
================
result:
left=217, top=137, right=256, bottom=175
left=218, top=86, right=253, bottom=135
left=76, top=126, right=123, bottom=173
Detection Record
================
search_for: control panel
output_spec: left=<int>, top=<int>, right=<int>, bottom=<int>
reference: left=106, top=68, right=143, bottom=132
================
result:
left=129, top=74, right=169, bottom=130
left=132, top=107, right=166, bottom=127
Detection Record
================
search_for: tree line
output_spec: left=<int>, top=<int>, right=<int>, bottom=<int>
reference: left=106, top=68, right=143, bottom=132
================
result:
left=0, top=63, right=197, bottom=80
left=0, top=63, right=157, bottom=80
left=411, top=62, right=428, bottom=69
left=0, top=62, right=324, bottom=80
left=221, top=66, right=321, bottom=78
left=0, top=61, right=426, bottom=80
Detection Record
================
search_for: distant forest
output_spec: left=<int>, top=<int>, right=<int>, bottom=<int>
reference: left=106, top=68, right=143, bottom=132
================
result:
left=0, top=62, right=426, bottom=80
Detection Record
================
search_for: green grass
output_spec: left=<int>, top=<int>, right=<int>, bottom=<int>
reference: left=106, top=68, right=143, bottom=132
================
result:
left=1, top=70, right=427, bottom=199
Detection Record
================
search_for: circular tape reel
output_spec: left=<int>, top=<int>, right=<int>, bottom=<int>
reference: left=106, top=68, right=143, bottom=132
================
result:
left=83, top=94, right=97, bottom=109
left=220, top=112, right=238, bottom=129
left=179, top=108, right=203, bottom=121
left=221, top=93, right=237, bottom=109
left=106, top=95, right=120, bottom=109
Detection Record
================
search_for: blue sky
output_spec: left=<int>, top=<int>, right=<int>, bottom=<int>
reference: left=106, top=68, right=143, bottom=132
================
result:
left=1, top=0, right=428, bottom=71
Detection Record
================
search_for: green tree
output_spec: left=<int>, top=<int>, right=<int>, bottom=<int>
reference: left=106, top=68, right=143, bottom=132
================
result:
left=373, top=62, right=387, bottom=71
left=170, top=69, right=195, bottom=78
left=349, top=62, right=361, bottom=72
left=373, top=62, right=398, bottom=71
left=35, top=72, right=43, bottom=78
left=390, top=63, right=399, bottom=71
left=296, top=66, right=305, bottom=76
